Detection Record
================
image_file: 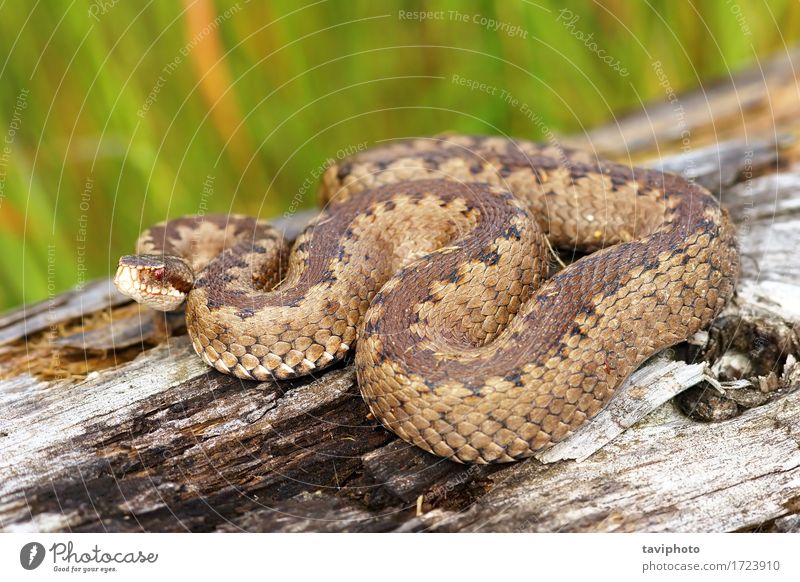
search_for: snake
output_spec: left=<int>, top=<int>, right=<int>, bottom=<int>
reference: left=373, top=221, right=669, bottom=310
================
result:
left=114, top=134, right=739, bottom=464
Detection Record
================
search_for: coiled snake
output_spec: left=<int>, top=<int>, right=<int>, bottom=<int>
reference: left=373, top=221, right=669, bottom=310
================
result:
left=114, top=135, right=739, bottom=464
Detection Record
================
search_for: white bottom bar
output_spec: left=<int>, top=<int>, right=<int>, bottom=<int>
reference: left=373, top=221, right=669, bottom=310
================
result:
left=0, top=533, right=797, bottom=581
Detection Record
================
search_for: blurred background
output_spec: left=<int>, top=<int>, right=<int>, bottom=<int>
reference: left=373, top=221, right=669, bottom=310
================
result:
left=0, top=0, right=798, bottom=310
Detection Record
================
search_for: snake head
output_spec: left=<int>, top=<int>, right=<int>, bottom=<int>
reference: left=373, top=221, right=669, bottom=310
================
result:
left=114, top=254, right=194, bottom=311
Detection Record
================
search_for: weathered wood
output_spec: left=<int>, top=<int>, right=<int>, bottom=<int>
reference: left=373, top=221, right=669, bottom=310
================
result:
left=0, top=279, right=129, bottom=346
left=537, top=358, right=708, bottom=464
left=1, top=61, right=800, bottom=532
left=563, top=48, right=800, bottom=158
left=417, top=381, right=800, bottom=532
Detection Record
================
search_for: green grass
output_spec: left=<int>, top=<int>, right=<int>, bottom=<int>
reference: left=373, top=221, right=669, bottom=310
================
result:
left=0, top=0, right=797, bottom=310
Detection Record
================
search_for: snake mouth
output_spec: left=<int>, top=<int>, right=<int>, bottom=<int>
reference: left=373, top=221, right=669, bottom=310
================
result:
left=113, top=256, right=188, bottom=311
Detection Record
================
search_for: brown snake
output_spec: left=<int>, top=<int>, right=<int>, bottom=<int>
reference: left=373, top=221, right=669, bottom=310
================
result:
left=114, top=135, right=739, bottom=464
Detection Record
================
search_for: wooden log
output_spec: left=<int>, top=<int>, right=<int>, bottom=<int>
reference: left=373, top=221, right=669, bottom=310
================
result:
left=562, top=48, right=800, bottom=159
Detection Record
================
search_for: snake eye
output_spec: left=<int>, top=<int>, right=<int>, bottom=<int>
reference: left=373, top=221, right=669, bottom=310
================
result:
left=153, top=269, right=164, bottom=282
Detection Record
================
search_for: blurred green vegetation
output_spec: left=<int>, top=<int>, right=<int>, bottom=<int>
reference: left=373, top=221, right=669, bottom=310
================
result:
left=0, top=0, right=798, bottom=310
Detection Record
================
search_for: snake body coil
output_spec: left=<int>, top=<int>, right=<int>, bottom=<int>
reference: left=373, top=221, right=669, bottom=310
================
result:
left=114, top=135, right=739, bottom=463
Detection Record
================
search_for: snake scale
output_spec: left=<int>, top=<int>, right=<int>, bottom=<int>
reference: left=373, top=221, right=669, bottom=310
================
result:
left=114, top=135, right=739, bottom=464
